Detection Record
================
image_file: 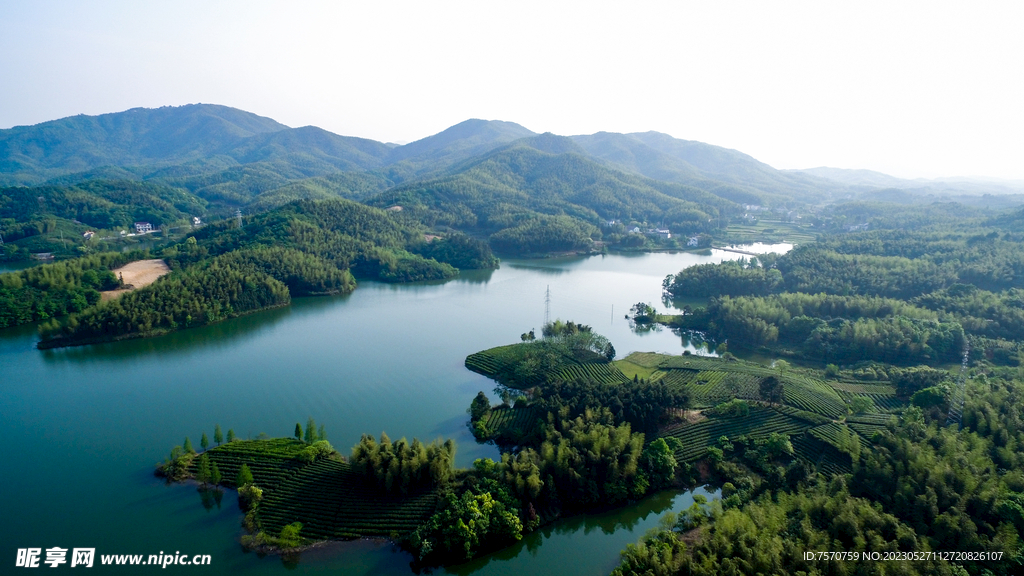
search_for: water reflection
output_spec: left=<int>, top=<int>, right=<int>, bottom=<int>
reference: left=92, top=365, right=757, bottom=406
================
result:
left=676, top=330, right=718, bottom=356
left=504, top=263, right=571, bottom=276
left=0, top=261, right=37, bottom=274
left=199, top=487, right=224, bottom=511
left=444, top=487, right=719, bottom=576
left=35, top=294, right=355, bottom=365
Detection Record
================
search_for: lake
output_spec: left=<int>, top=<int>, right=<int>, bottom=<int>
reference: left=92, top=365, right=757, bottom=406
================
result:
left=0, top=245, right=789, bottom=574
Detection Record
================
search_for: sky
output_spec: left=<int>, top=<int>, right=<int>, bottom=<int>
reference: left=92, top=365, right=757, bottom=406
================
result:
left=1, top=1, right=1022, bottom=180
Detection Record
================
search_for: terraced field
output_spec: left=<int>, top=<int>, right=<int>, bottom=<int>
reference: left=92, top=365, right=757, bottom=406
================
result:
left=189, top=439, right=440, bottom=540
left=660, top=369, right=762, bottom=406
left=192, top=439, right=309, bottom=490
left=836, top=389, right=904, bottom=412
left=779, top=376, right=847, bottom=419
left=829, top=382, right=898, bottom=395
left=260, top=458, right=438, bottom=539
left=552, top=362, right=629, bottom=384
left=630, top=353, right=848, bottom=419
left=847, top=413, right=896, bottom=440
left=465, top=344, right=546, bottom=387
left=792, top=434, right=852, bottom=476
left=771, top=404, right=832, bottom=425
left=828, top=380, right=905, bottom=414
left=619, top=352, right=668, bottom=369
left=465, top=343, right=616, bottom=389
left=808, top=422, right=871, bottom=452
left=477, top=405, right=541, bottom=441
left=657, top=406, right=815, bottom=462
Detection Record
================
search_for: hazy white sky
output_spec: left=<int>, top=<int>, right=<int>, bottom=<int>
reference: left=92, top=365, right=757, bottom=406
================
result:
left=1, top=1, right=1022, bottom=179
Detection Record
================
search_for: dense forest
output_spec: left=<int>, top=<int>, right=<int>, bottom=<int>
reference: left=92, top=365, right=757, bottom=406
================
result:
left=25, top=197, right=498, bottom=346
left=0, top=251, right=143, bottom=328
left=663, top=216, right=1024, bottom=366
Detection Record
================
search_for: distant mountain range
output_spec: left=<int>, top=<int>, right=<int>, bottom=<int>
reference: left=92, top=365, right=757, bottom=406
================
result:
left=2, top=104, right=1023, bottom=259
left=3, top=104, right=1019, bottom=203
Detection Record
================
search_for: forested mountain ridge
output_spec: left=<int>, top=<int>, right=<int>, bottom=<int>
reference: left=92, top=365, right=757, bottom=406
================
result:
left=367, top=140, right=738, bottom=254
left=796, top=166, right=1024, bottom=199
left=0, top=104, right=288, bottom=185
left=573, top=131, right=848, bottom=205
left=5, top=103, right=1024, bottom=262
left=382, top=118, right=536, bottom=182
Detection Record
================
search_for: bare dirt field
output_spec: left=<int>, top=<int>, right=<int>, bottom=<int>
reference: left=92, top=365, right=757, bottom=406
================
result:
left=100, top=259, right=171, bottom=301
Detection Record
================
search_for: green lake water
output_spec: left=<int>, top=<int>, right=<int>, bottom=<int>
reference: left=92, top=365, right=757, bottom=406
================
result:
left=0, top=246, right=788, bottom=574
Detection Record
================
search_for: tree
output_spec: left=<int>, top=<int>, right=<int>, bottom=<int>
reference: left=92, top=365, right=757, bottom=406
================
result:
left=642, top=438, right=678, bottom=488
left=849, top=396, right=874, bottom=414
left=236, top=463, right=254, bottom=487
left=183, top=437, right=195, bottom=454
left=294, top=423, right=302, bottom=440
left=227, top=429, right=236, bottom=442
left=211, top=462, right=222, bottom=486
left=214, top=424, right=223, bottom=445
left=318, top=424, right=326, bottom=442
left=196, top=453, right=211, bottom=487
left=278, top=522, right=303, bottom=547
left=305, top=417, right=317, bottom=444
left=759, top=376, right=783, bottom=405
left=469, top=391, right=491, bottom=421
left=604, top=342, right=616, bottom=361
left=200, top=433, right=209, bottom=451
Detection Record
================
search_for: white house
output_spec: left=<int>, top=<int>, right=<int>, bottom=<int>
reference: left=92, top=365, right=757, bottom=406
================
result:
left=192, top=216, right=202, bottom=226
left=687, top=236, right=700, bottom=247
left=82, top=231, right=95, bottom=240
left=134, top=222, right=153, bottom=234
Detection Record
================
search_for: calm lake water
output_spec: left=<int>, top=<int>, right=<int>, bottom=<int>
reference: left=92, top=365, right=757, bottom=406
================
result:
left=0, top=246, right=788, bottom=574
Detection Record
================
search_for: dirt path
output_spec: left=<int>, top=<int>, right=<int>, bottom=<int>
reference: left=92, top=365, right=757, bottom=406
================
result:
left=100, top=259, right=171, bottom=301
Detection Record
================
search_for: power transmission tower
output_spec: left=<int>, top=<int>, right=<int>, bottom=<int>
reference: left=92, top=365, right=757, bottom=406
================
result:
left=945, top=339, right=971, bottom=429
left=236, top=209, right=243, bottom=228
left=544, top=285, right=550, bottom=327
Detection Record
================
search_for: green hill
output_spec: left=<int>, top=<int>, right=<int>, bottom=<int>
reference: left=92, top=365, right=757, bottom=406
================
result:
left=573, top=131, right=846, bottom=205
left=369, top=141, right=738, bottom=255
left=383, top=118, right=537, bottom=182
left=0, top=104, right=287, bottom=185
